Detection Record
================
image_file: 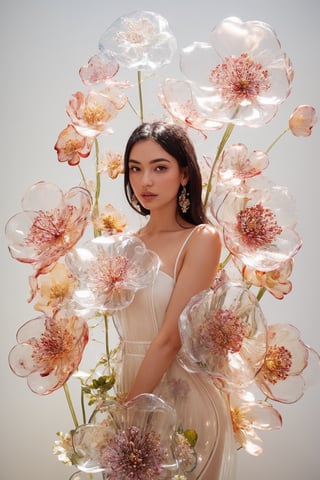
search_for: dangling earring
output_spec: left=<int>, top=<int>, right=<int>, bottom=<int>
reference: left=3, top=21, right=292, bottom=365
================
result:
left=178, top=185, right=190, bottom=213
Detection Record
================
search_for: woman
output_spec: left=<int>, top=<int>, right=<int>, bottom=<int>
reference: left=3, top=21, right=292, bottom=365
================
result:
left=112, top=121, right=236, bottom=479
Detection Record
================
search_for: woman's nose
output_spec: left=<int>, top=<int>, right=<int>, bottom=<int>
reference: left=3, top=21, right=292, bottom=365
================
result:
left=142, top=171, right=153, bottom=186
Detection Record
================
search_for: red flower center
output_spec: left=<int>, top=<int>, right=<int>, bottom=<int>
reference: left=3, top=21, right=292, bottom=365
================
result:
left=236, top=202, right=282, bottom=247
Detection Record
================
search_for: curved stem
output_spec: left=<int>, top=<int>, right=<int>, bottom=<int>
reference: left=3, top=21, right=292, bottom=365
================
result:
left=77, top=164, right=88, bottom=189
left=204, top=123, right=235, bottom=207
left=265, top=127, right=289, bottom=154
left=63, top=383, right=79, bottom=428
left=256, top=287, right=266, bottom=301
left=80, top=384, right=87, bottom=425
left=219, top=252, right=232, bottom=270
left=137, top=70, right=144, bottom=123
left=104, top=313, right=110, bottom=361
left=93, top=137, right=101, bottom=237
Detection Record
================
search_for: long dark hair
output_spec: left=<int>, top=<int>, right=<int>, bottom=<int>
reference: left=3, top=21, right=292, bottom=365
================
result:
left=124, top=121, right=207, bottom=225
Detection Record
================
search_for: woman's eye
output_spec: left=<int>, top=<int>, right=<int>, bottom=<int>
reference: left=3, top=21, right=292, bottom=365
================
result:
left=155, top=165, right=167, bottom=172
left=129, top=166, right=140, bottom=172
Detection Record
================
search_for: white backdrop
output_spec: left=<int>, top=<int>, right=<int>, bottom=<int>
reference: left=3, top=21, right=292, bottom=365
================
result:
left=1, top=1, right=319, bottom=479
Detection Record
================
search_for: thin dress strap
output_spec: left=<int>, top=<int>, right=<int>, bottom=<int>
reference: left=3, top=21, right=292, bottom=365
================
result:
left=173, top=226, right=201, bottom=281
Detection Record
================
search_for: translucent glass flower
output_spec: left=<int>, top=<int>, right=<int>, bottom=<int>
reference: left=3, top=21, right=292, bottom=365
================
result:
left=79, top=54, right=119, bottom=86
left=289, top=105, right=318, bottom=137
left=255, top=323, right=310, bottom=403
left=92, top=204, right=127, bottom=234
left=241, top=258, right=293, bottom=299
left=71, top=394, right=178, bottom=477
left=99, top=10, right=177, bottom=72
left=32, top=262, right=79, bottom=315
left=230, top=391, right=282, bottom=456
left=8, top=310, right=89, bottom=395
left=65, top=234, right=160, bottom=312
left=54, top=124, right=95, bottom=165
left=98, top=151, right=124, bottom=179
left=179, top=283, right=267, bottom=389
left=180, top=17, right=293, bottom=126
left=66, top=86, right=128, bottom=137
left=5, top=182, right=92, bottom=281
left=215, top=179, right=302, bottom=271
left=217, top=144, right=269, bottom=186
left=159, top=78, right=224, bottom=132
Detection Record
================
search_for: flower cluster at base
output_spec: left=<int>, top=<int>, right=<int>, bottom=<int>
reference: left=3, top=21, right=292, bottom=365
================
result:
left=5, top=9, right=320, bottom=480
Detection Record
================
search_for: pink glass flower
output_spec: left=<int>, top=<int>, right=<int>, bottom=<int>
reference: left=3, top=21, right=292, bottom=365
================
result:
left=179, top=282, right=267, bottom=389
left=79, top=54, right=119, bottom=86
left=66, top=86, right=128, bottom=137
left=54, top=124, right=95, bottom=165
left=71, top=394, right=178, bottom=477
left=98, top=10, right=177, bottom=72
left=65, top=234, right=160, bottom=312
left=289, top=105, right=318, bottom=137
left=5, top=181, right=92, bottom=282
left=241, top=259, right=293, bottom=299
left=8, top=310, right=89, bottom=395
left=215, top=179, right=302, bottom=271
left=159, top=78, right=224, bottom=132
left=230, top=391, right=282, bottom=456
left=217, top=144, right=269, bottom=186
left=255, top=323, right=309, bottom=403
left=180, top=17, right=293, bottom=126
left=33, top=262, right=79, bottom=315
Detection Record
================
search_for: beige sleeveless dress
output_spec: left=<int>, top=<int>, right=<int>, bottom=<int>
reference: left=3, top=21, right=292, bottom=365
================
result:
left=112, top=228, right=236, bottom=479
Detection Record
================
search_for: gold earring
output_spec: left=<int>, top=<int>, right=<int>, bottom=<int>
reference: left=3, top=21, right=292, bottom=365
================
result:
left=178, top=185, right=190, bottom=213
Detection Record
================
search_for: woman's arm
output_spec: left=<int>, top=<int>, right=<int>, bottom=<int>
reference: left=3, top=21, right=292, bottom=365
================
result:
left=125, top=225, right=221, bottom=400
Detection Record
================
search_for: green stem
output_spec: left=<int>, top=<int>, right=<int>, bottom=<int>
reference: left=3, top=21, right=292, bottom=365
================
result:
left=256, top=287, right=266, bottom=301
left=63, top=383, right=79, bottom=428
left=77, top=164, right=88, bottom=190
left=80, top=385, right=87, bottom=425
left=137, top=70, right=144, bottom=123
left=219, top=252, right=232, bottom=270
left=204, top=123, right=235, bottom=207
left=104, top=313, right=110, bottom=361
left=265, top=127, right=289, bottom=154
left=93, top=137, right=101, bottom=237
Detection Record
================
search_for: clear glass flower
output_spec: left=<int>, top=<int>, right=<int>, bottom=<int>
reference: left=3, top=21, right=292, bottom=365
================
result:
left=180, top=17, right=293, bottom=126
left=241, top=258, right=293, bottom=299
left=289, top=104, right=318, bottom=137
left=65, top=234, right=160, bottom=312
left=255, top=323, right=310, bottom=403
left=8, top=309, right=89, bottom=395
left=217, top=143, right=269, bottom=186
left=71, top=393, right=178, bottom=478
left=159, top=78, right=224, bottom=131
left=5, top=181, right=92, bottom=283
left=79, top=54, right=119, bottom=86
left=230, top=391, right=282, bottom=455
left=179, top=282, right=267, bottom=389
left=99, top=10, right=177, bottom=72
left=214, top=177, right=302, bottom=271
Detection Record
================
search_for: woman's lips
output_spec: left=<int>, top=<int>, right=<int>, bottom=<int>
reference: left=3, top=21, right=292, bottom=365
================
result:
left=140, top=192, right=157, bottom=202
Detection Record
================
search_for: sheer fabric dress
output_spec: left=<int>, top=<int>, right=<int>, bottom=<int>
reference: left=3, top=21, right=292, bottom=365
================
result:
left=112, top=228, right=236, bottom=479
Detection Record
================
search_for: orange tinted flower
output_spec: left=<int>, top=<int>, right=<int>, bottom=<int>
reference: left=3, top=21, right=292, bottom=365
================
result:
left=54, top=124, right=94, bottom=165
left=289, top=105, right=317, bottom=137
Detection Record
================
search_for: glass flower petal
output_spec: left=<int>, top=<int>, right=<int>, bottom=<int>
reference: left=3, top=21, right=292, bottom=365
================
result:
left=5, top=182, right=92, bottom=281
left=8, top=311, right=89, bottom=395
left=72, top=393, right=178, bottom=477
left=180, top=17, right=293, bottom=126
left=65, top=234, right=160, bottom=311
left=179, top=283, right=267, bottom=388
left=99, top=10, right=177, bottom=72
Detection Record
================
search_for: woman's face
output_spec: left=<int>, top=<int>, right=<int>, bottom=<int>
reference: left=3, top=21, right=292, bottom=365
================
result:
left=128, top=139, right=187, bottom=213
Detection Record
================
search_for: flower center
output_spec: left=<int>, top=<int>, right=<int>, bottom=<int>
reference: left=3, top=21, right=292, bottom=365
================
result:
left=89, top=254, right=129, bottom=292
left=237, top=202, right=282, bottom=247
left=115, top=17, right=157, bottom=45
left=84, top=102, right=107, bottom=125
left=199, top=308, right=248, bottom=355
left=263, top=344, right=292, bottom=384
left=209, top=53, right=270, bottom=105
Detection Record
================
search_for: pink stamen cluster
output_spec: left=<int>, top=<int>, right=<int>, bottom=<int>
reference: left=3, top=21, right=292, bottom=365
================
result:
left=237, top=202, right=282, bottom=247
left=25, top=206, right=75, bottom=253
left=209, top=53, right=270, bottom=105
left=198, top=309, right=248, bottom=355
left=100, top=425, right=164, bottom=479
left=262, top=344, right=293, bottom=384
left=88, top=254, right=129, bottom=291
